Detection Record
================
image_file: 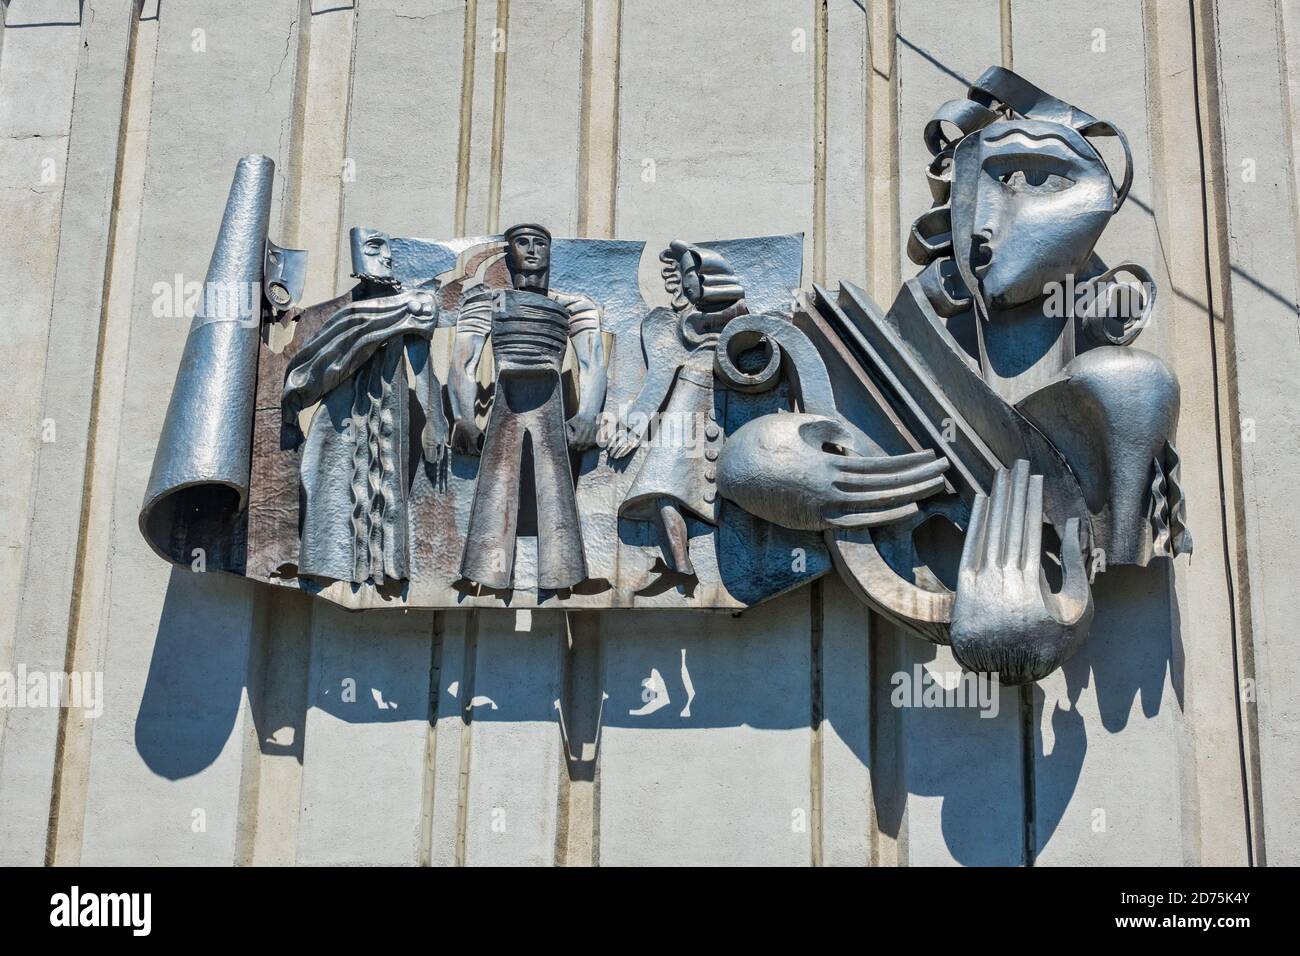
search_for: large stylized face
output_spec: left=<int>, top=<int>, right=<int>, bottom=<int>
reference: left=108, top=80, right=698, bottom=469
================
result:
left=951, top=119, right=1116, bottom=314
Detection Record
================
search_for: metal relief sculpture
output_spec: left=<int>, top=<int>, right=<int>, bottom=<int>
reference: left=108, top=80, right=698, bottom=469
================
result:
left=139, top=66, right=1190, bottom=684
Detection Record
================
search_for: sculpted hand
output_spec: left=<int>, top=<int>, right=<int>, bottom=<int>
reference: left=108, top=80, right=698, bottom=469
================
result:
left=950, top=460, right=1093, bottom=684
left=566, top=411, right=600, bottom=451
left=449, top=418, right=483, bottom=457
left=605, top=415, right=647, bottom=460
left=716, top=413, right=949, bottom=531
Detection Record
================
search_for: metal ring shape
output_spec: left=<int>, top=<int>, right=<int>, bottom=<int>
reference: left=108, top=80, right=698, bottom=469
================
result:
left=715, top=321, right=783, bottom=394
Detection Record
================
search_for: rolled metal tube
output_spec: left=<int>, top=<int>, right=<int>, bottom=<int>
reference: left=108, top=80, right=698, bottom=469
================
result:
left=139, top=154, right=274, bottom=572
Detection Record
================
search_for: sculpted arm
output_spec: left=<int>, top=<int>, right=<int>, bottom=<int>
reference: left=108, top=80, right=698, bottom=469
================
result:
left=449, top=285, right=492, bottom=455
left=560, top=293, right=607, bottom=450
left=605, top=309, right=685, bottom=459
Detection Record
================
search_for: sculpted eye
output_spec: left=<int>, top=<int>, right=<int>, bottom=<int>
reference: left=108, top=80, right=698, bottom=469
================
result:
left=998, top=168, right=1075, bottom=193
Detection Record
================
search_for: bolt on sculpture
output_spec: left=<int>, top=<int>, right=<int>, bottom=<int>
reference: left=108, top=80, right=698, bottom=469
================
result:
left=139, top=67, right=1189, bottom=684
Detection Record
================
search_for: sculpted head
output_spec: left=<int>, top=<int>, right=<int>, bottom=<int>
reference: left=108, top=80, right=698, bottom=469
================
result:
left=659, top=240, right=748, bottom=344
left=503, top=223, right=551, bottom=292
left=349, top=227, right=397, bottom=287
left=910, top=67, right=1132, bottom=320
left=951, top=121, right=1117, bottom=313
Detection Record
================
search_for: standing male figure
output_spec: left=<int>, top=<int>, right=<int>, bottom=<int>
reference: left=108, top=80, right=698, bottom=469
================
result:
left=451, top=223, right=607, bottom=590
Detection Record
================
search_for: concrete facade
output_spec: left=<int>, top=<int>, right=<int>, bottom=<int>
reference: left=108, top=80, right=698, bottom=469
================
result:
left=0, top=0, right=1293, bottom=865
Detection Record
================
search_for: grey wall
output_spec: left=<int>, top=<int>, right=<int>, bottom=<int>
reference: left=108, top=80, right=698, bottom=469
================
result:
left=0, top=0, right=1293, bottom=866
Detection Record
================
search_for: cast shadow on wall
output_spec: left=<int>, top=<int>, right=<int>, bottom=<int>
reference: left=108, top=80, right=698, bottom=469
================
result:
left=867, top=561, right=1178, bottom=864
left=1029, top=562, right=1181, bottom=853
left=133, top=560, right=1179, bottom=864
left=134, top=567, right=259, bottom=780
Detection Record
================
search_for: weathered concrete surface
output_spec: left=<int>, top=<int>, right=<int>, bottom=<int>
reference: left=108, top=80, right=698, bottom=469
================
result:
left=1143, top=0, right=1249, bottom=867
left=1014, top=0, right=1188, bottom=868
left=0, top=0, right=1288, bottom=866
left=50, top=4, right=163, bottom=866
left=596, top=594, right=814, bottom=867
left=0, top=0, right=108, bottom=865
left=297, top=605, right=436, bottom=865
left=1209, top=0, right=1300, bottom=866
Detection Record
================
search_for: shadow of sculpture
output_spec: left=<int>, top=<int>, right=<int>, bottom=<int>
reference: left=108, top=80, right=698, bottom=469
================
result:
left=134, top=558, right=1181, bottom=867
left=134, top=567, right=254, bottom=779
left=1029, top=561, right=1179, bottom=856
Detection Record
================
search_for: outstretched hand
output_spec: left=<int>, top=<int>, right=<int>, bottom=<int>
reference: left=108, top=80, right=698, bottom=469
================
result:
left=818, top=447, right=951, bottom=529
left=605, top=416, right=647, bottom=460
left=796, top=415, right=948, bottom=529
left=715, top=413, right=950, bottom=532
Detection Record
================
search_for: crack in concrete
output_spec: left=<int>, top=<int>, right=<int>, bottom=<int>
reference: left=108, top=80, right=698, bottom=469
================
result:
left=266, top=14, right=298, bottom=95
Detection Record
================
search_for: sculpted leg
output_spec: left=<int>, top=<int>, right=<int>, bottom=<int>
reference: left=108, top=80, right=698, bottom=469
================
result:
left=656, top=498, right=694, bottom=577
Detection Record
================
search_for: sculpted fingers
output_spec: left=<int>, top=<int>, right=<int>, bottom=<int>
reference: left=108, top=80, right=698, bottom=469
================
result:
left=1059, top=516, right=1091, bottom=603
left=450, top=420, right=482, bottom=456
left=1021, top=474, right=1044, bottom=572
left=832, top=474, right=948, bottom=512
left=832, top=448, right=941, bottom=474
left=1003, top=459, right=1031, bottom=568
left=567, top=415, right=597, bottom=450
left=1039, top=516, right=1094, bottom=628
left=960, top=490, right=990, bottom=579
left=983, top=467, right=1012, bottom=568
left=823, top=502, right=918, bottom=529
left=831, top=454, right=949, bottom=491
left=606, top=426, right=639, bottom=459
